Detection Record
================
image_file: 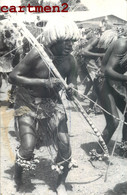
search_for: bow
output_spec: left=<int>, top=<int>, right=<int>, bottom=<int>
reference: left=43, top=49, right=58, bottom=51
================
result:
left=9, top=15, right=109, bottom=158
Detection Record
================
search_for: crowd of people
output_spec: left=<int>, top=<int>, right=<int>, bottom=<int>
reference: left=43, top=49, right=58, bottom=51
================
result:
left=0, top=16, right=127, bottom=194
left=74, top=21, right=127, bottom=159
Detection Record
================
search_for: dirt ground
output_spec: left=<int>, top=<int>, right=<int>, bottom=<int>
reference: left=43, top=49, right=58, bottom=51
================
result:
left=0, top=79, right=127, bottom=195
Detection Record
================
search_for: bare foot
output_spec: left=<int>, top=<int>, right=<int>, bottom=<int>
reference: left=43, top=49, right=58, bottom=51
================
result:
left=56, top=183, right=68, bottom=195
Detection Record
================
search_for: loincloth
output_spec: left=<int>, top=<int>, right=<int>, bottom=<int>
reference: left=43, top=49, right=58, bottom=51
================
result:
left=108, top=80, right=127, bottom=98
left=95, top=70, right=126, bottom=95
left=14, top=87, right=67, bottom=143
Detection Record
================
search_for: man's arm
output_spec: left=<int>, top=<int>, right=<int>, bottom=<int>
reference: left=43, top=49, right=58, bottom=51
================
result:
left=83, top=37, right=105, bottom=57
left=67, top=55, right=78, bottom=87
left=9, top=48, right=50, bottom=87
left=105, top=38, right=127, bottom=82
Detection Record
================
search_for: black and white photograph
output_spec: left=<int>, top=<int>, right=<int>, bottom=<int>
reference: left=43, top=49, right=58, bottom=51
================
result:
left=0, top=0, right=127, bottom=194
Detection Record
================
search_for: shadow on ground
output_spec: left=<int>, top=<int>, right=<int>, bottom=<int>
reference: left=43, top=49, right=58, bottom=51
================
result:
left=81, top=140, right=121, bottom=156
left=104, top=181, right=127, bottom=195
left=4, top=158, right=73, bottom=193
left=4, top=158, right=56, bottom=193
left=9, top=130, right=17, bottom=138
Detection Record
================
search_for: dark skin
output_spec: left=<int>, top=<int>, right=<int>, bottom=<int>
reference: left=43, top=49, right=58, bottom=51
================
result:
left=9, top=41, right=77, bottom=97
left=78, top=37, right=103, bottom=94
left=83, top=37, right=105, bottom=58
left=82, top=37, right=105, bottom=110
left=9, top=40, right=77, bottom=194
left=95, top=37, right=127, bottom=147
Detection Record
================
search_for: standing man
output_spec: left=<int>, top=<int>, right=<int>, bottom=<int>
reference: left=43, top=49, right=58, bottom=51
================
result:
left=94, top=36, right=127, bottom=157
left=82, top=29, right=117, bottom=114
left=9, top=18, right=79, bottom=194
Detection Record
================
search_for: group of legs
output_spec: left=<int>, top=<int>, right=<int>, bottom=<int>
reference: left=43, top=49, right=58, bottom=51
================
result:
left=94, top=77, right=127, bottom=153
left=78, top=58, right=127, bottom=157
left=15, top=112, right=71, bottom=194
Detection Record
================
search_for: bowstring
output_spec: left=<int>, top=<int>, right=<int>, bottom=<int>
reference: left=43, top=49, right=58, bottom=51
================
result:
left=71, top=87, right=127, bottom=125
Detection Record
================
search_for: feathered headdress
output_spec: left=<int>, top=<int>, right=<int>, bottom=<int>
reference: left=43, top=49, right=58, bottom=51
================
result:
left=98, top=29, right=118, bottom=49
left=43, top=17, right=79, bottom=46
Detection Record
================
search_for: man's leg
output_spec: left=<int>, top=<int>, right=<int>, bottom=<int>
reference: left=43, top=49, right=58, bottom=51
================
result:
left=101, top=98, right=119, bottom=145
left=87, top=86, right=98, bottom=114
left=14, top=115, right=36, bottom=190
left=95, top=81, right=119, bottom=149
left=56, top=119, right=71, bottom=195
left=115, top=108, right=127, bottom=157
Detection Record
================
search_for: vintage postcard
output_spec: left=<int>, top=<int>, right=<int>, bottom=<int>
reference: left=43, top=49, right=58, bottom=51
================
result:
left=0, top=0, right=127, bottom=195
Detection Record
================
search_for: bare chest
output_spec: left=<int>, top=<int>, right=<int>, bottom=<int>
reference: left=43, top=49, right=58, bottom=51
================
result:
left=32, top=57, right=71, bottom=79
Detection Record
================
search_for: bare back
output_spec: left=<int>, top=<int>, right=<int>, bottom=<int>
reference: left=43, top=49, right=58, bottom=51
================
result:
left=101, top=38, right=127, bottom=75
